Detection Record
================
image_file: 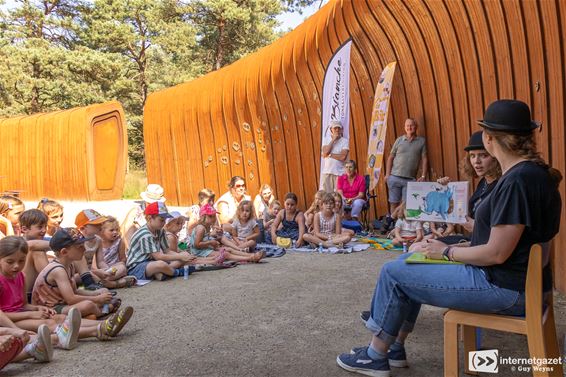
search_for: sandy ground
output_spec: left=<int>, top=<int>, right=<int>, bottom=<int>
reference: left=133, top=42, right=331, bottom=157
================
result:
left=2, top=245, right=565, bottom=377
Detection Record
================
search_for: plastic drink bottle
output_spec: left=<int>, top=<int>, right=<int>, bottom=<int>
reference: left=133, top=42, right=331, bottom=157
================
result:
left=183, top=265, right=189, bottom=280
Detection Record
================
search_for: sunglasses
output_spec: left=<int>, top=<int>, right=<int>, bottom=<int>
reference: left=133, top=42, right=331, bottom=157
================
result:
left=235, top=184, right=246, bottom=188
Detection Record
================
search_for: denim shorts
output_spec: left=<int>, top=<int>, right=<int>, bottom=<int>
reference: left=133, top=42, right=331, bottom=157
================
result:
left=386, top=175, right=414, bottom=203
left=127, top=261, right=151, bottom=280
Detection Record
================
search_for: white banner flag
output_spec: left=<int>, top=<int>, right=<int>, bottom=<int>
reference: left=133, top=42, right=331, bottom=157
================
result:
left=319, top=39, right=352, bottom=186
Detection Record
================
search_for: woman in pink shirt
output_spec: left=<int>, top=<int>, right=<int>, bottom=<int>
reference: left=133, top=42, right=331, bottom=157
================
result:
left=336, top=160, right=366, bottom=219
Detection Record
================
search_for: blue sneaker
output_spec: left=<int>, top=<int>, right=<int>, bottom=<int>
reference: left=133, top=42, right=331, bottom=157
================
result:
left=336, top=347, right=390, bottom=377
left=350, top=346, right=408, bottom=368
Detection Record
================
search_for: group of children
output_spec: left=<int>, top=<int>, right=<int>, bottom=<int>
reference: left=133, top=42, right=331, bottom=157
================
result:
left=0, top=196, right=136, bottom=370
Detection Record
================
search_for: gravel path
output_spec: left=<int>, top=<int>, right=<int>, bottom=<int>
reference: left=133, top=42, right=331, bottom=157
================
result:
left=4, top=248, right=565, bottom=377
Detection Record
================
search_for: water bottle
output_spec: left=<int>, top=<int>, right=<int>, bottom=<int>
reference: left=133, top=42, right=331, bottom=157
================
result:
left=318, top=243, right=324, bottom=253
left=292, top=239, right=296, bottom=249
left=183, top=265, right=189, bottom=280
left=402, top=242, right=408, bottom=253
left=102, top=303, right=110, bottom=314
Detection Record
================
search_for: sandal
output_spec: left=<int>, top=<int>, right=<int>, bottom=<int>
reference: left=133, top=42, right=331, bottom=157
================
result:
left=124, top=276, right=137, bottom=288
left=215, top=248, right=226, bottom=264
left=109, top=297, right=122, bottom=314
left=107, top=306, right=134, bottom=337
left=96, top=321, right=112, bottom=341
left=251, top=251, right=265, bottom=263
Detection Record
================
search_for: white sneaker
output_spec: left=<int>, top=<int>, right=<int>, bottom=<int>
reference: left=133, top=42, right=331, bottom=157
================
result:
left=56, top=307, right=81, bottom=350
left=25, top=324, right=53, bottom=362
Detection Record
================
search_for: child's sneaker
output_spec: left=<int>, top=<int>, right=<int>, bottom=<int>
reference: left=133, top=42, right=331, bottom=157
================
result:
left=56, top=307, right=81, bottom=350
left=337, top=347, right=390, bottom=377
left=25, top=324, right=53, bottom=362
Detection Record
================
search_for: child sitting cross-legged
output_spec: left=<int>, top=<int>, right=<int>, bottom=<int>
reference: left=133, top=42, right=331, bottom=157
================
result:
left=221, top=200, right=260, bottom=252
left=391, top=202, right=423, bottom=246
left=1, top=236, right=133, bottom=346
left=303, top=193, right=352, bottom=248
left=126, top=202, right=196, bottom=281
left=94, top=216, right=136, bottom=288
left=32, top=228, right=129, bottom=320
left=190, top=204, right=264, bottom=263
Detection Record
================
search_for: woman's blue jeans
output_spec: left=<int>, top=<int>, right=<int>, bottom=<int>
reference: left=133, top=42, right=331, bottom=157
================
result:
left=366, top=253, right=526, bottom=345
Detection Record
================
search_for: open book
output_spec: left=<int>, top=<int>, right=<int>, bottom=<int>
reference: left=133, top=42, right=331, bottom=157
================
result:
left=405, top=252, right=462, bottom=265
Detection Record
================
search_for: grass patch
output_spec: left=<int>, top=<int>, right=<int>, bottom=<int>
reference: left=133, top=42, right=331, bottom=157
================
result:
left=123, top=170, right=147, bottom=199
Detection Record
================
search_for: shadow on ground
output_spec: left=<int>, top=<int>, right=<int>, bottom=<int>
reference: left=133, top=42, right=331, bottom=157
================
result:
left=6, top=249, right=565, bottom=376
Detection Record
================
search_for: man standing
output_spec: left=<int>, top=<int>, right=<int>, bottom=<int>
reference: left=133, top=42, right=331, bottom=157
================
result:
left=320, top=120, right=349, bottom=192
left=384, top=118, right=428, bottom=218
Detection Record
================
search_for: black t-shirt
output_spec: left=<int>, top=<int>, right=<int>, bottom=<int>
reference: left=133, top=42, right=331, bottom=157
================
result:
left=471, top=161, right=561, bottom=291
left=468, top=178, right=497, bottom=219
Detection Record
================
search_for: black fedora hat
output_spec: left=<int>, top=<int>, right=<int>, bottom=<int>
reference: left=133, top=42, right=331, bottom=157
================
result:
left=464, top=131, right=485, bottom=151
left=478, top=99, right=539, bottom=133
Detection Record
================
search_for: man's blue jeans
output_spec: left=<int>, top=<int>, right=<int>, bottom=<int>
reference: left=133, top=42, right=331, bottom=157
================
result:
left=366, top=253, right=526, bottom=345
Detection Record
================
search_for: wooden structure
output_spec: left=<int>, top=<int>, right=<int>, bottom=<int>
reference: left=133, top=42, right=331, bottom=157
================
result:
left=444, top=244, right=563, bottom=377
left=0, top=101, right=127, bottom=201
left=144, top=0, right=566, bottom=291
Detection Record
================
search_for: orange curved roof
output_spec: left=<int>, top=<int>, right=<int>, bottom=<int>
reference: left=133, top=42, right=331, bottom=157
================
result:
left=144, top=0, right=566, bottom=290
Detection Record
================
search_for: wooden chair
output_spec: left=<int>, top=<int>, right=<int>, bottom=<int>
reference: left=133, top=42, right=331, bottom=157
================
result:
left=443, top=243, right=563, bottom=377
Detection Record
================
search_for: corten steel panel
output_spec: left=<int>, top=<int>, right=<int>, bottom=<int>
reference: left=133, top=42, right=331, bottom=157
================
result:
left=0, top=101, right=127, bottom=201
left=143, top=0, right=566, bottom=292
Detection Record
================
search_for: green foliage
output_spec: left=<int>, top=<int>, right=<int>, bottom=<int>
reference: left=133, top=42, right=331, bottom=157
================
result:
left=0, top=0, right=315, bottom=169
left=123, top=169, right=148, bottom=199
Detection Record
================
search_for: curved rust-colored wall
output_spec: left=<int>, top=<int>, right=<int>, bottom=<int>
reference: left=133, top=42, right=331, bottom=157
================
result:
left=144, top=0, right=566, bottom=291
left=0, top=101, right=127, bottom=201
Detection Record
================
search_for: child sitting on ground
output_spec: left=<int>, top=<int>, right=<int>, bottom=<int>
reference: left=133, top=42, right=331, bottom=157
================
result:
left=271, top=193, right=306, bottom=247
left=304, top=190, right=324, bottom=232
left=184, top=188, right=216, bottom=241
left=332, top=192, right=355, bottom=236
left=36, top=199, right=64, bottom=238
left=303, top=193, right=352, bottom=248
left=32, top=228, right=125, bottom=319
left=262, top=200, right=281, bottom=244
left=0, top=196, right=24, bottom=236
left=190, top=204, right=264, bottom=263
left=391, top=202, right=423, bottom=246
left=0, top=236, right=131, bottom=345
left=94, top=216, right=135, bottom=288
left=126, top=202, right=196, bottom=281
left=19, top=209, right=51, bottom=299
left=221, top=201, right=260, bottom=252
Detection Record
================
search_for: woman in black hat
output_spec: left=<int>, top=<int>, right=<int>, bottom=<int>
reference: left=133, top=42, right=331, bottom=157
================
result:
left=336, top=100, right=562, bottom=376
left=424, top=130, right=501, bottom=243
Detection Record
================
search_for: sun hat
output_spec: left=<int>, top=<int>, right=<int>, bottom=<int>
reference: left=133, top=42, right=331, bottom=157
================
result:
left=144, top=201, right=172, bottom=218
left=477, top=99, right=539, bottom=134
left=166, top=211, right=188, bottom=224
left=50, top=227, right=94, bottom=252
left=463, top=131, right=485, bottom=151
left=140, top=184, right=166, bottom=203
left=75, top=209, right=108, bottom=228
left=199, top=204, right=219, bottom=217
left=329, top=120, right=343, bottom=129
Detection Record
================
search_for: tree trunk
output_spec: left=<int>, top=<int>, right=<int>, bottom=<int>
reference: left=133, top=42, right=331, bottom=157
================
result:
left=214, top=18, right=225, bottom=71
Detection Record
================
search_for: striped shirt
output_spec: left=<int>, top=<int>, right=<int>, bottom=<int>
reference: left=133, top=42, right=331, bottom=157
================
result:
left=126, top=224, right=169, bottom=268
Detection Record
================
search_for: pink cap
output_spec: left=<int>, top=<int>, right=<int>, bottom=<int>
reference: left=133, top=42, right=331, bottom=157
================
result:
left=199, top=204, right=219, bottom=217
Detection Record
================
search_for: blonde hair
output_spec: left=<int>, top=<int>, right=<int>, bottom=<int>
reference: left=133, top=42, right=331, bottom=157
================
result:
left=0, top=195, right=24, bottom=216
left=332, top=192, right=343, bottom=209
left=37, top=198, right=64, bottom=216
left=234, top=200, right=255, bottom=222
left=485, top=129, right=562, bottom=186
left=197, top=188, right=215, bottom=205
left=101, top=216, right=120, bottom=232
left=307, top=190, right=325, bottom=213
left=392, top=202, right=406, bottom=220
left=269, top=200, right=281, bottom=209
